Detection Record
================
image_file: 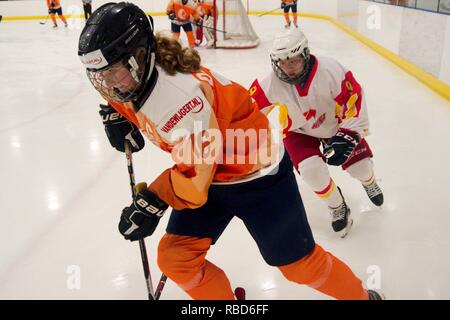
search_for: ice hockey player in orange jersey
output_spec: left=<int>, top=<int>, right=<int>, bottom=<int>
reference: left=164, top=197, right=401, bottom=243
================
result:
left=46, top=0, right=68, bottom=28
left=78, top=2, right=384, bottom=300
left=281, top=0, right=298, bottom=29
left=194, top=0, right=216, bottom=48
left=166, top=0, right=200, bottom=48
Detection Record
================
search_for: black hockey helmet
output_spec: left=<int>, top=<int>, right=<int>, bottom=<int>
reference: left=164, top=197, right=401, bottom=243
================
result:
left=78, top=2, right=157, bottom=103
left=182, top=0, right=189, bottom=5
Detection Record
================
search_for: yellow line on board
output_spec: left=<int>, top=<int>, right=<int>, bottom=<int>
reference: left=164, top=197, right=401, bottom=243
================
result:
left=3, top=11, right=449, bottom=101
left=249, top=11, right=450, bottom=101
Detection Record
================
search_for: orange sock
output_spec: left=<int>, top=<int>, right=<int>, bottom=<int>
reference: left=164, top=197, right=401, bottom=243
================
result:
left=172, top=32, right=181, bottom=40
left=186, top=31, right=195, bottom=48
left=185, top=260, right=235, bottom=300
left=293, top=13, right=298, bottom=24
left=279, top=244, right=369, bottom=300
left=284, top=13, right=290, bottom=24
left=59, top=14, right=67, bottom=24
left=158, top=234, right=235, bottom=300
left=50, top=14, right=56, bottom=25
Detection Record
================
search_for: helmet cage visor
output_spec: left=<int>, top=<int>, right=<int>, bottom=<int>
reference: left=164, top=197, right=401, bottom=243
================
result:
left=86, top=54, right=145, bottom=103
left=271, top=47, right=310, bottom=84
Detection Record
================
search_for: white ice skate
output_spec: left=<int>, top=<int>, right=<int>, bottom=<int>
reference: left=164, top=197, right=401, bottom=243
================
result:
left=363, top=180, right=384, bottom=206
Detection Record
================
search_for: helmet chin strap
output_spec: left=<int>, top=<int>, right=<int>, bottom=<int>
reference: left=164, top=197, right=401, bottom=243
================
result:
left=295, top=55, right=315, bottom=88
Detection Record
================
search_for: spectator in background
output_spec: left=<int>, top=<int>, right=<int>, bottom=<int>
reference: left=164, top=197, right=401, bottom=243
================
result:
left=82, top=0, right=92, bottom=20
left=439, top=0, right=450, bottom=13
left=46, top=0, right=68, bottom=28
left=387, top=0, right=411, bottom=6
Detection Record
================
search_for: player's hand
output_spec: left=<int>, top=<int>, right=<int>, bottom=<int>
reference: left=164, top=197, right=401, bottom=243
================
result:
left=281, top=2, right=286, bottom=9
left=99, top=104, right=145, bottom=153
left=119, top=188, right=168, bottom=241
left=323, top=128, right=360, bottom=166
left=167, top=11, right=176, bottom=20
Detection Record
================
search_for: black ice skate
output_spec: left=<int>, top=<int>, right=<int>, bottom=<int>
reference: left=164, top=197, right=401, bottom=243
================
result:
left=284, top=21, right=291, bottom=29
left=367, top=289, right=385, bottom=300
left=329, top=187, right=353, bottom=238
left=363, top=180, right=384, bottom=206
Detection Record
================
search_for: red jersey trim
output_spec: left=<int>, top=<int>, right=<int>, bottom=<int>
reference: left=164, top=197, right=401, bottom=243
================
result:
left=294, top=55, right=318, bottom=97
left=249, top=79, right=272, bottom=110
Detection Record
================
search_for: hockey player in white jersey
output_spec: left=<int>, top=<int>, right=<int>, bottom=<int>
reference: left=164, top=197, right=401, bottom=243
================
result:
left=250, top=29, right=384, bottom=238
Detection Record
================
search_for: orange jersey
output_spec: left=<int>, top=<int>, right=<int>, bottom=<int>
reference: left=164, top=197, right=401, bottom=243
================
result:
left=166, top=0, right=200, bottom=23
left=282, top=0, right=296, bottom=3
left=47, top=0, right=61, bottom=9
left=108, top=66, right=278, bottom=210
left=196, top=2, right=215, bottom=18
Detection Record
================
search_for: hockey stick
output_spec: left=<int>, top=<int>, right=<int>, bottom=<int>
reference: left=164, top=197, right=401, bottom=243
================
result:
left=173, top=18, right=227, bottom=34
left=125, top=141, right=168, bottom=300
left=257, top=7, right=281, bottom=17
left=39, top=14, right=50, bottom=25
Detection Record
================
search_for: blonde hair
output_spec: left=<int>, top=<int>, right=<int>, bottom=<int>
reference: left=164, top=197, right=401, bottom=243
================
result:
left=155, top=33, right=201, bottom=75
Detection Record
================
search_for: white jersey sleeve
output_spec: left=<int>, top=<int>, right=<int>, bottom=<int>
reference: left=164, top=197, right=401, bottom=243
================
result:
left=325, top=57, right=370, bottom=137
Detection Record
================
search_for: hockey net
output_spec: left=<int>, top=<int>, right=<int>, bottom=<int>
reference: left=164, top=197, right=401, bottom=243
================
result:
left=212, top=0, right=260, bottom=48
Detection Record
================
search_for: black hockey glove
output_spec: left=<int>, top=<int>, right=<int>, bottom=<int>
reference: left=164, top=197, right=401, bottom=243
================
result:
left=119, top=189, right=168, bottom=241
left=99, top=104, right=145, bottom=153
left=281, top=2, right=286, bottom=9
left=167, top=11, right=176, bottom=20
left=323, top=128, right=360, bottom=166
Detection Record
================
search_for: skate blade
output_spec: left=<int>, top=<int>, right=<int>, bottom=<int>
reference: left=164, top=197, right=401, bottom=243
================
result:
left=340, top=218, right=353, bottom=238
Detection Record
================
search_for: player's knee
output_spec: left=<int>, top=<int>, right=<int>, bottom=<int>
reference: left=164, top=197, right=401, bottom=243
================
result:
left=157, top=234, right=211, bottom=284
left=346, top=157, right=373, bottom=181
left=298, top=156, right=330, bottom=187
left=157, top=234, right=186, bottom=279
left=278, top=244, right=329, bottom=285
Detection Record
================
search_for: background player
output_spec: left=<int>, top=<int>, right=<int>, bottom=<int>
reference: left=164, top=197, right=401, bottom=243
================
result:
left=281, top=0, right=298, bottom=29
left=250, top=29, right=384, bottom=238
left=194, top=0, right=215, bottom=48
left=81, top=0, right=92, bottom=20
left=78, top=2, right=383, bottom=300
left=46, top=0, right=68, bottom=28
left=166, top=0, right=200, bottom=48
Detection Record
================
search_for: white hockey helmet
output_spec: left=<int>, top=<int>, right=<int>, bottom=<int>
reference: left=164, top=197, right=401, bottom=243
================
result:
left=270, top=28, right=311, bottom=84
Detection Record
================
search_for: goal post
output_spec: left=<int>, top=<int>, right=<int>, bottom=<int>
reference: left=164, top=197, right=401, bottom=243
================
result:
left=212, top=0, right=260, bottom=49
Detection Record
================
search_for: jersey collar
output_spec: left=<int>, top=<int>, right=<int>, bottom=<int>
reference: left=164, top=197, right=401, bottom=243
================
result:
left=294, top=55, right=318, bottom=97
